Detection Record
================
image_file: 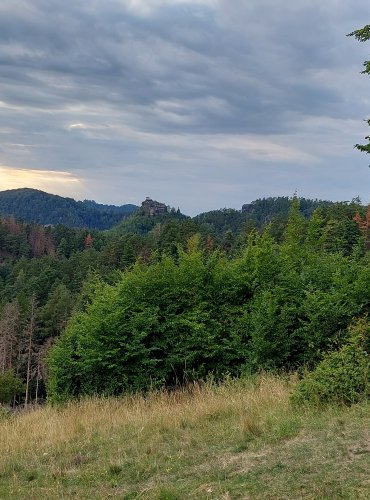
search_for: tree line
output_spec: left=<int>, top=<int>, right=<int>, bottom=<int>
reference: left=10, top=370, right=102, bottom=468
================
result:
left=0, top=196, right=368, bottom=405
left=46, top=199, right=370, bottom=402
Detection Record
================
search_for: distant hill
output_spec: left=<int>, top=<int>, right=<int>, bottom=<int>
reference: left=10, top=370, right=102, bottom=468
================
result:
left=107, top=196, right=334, bottom=241
left=193, top=197, right=333, bottom=236
left=241, top=196, right=332, bottom=220
left=109, top=208, right=189, bottom=237
left=0, top=190, right=336, bottom=233
left=0, top=188, right=138, bottom=229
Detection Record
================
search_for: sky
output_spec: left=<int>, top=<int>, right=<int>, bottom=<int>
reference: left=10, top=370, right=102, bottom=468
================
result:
left=0, top=0, right=370, bottom=215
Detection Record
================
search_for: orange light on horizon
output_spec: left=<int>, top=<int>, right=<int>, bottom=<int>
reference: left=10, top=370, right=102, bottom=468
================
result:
left=0, top=166, right=85, bottom=198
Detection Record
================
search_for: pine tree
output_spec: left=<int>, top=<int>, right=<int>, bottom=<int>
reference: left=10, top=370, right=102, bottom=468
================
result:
left=348, top=25, right=370, bottom=154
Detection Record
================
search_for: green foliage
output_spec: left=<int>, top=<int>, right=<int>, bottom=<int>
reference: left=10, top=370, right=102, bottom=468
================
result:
left=47, top=239, right=253, bottom=401
left=0, top=370, right=24, bottom=405
left=293, top=318, right=370, bottom=405
left=38, top=283, right=75, bottom=339
left=316, top=200, right=363, bottom=254
left=0, top=188, right=137, bottom=229
left=194, top=197, right=331, bottom=239
left=194, top=208, right=247, bottom=236
left=348, top=25, right=370, bottom=154
left=243, top=204, right=366, bottom=370
left=47, top=200, right=370, bottom=400
left=1, top=194, right=370, bottom=404
left=109, top=211, right=189, bottom=245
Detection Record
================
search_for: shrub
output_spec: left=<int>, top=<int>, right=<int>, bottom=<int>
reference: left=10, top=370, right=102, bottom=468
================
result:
left=292, top=318, right=370, bottom=405
left=0, top=370, right=24, bottom=405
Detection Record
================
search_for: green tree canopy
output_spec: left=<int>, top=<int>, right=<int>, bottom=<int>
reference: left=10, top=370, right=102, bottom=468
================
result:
left=348, top=25, right=370, bottom=154
left=0, top=370, right=24, bottom=405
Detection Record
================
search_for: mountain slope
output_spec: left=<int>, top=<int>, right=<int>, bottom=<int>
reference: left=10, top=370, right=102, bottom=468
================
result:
left=193, top=197, right=333, bottom=236
left=0, top=189, right=138, bottom=229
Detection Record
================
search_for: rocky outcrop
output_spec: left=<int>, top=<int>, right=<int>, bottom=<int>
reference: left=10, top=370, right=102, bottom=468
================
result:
left=141, top=197, right=168, bottom=216
left=241, top=203, right=253, bottom=213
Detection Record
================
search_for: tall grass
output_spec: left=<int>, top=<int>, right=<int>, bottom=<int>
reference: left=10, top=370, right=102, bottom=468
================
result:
left=0, top=374, right=290, bottom=462
left=0, top=374, right=368, bottom=499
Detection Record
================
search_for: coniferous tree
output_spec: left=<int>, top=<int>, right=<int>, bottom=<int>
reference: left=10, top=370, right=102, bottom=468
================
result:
left=348, top=25, right=370, bottom=154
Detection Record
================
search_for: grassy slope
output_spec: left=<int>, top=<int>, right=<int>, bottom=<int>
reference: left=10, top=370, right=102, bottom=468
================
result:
left=0, top=375, right=369, bottom=499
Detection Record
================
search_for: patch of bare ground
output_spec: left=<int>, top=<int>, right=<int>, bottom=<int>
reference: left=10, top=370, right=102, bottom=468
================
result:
left=221, top=447, right=274, bottom=475
left=347, top=434, right=370, bottom=459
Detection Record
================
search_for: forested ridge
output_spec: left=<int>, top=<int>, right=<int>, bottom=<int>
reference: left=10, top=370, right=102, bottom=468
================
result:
left=0, top=195, right=369, bottom=405
left=0, top=188, right=330, bottom=232
left=0, top=188, right=138, bottom=229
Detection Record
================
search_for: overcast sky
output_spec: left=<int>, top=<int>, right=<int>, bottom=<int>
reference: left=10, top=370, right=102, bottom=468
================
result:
left=0, top=0, right=370, bottom=215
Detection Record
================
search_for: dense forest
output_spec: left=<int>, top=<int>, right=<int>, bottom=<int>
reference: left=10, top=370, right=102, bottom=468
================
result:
left=0, top=193, right=368, bottom=405
left=0, top=188, right=138, bottom=229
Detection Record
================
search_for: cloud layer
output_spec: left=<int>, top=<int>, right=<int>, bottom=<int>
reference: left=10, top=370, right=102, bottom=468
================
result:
left=0, top=0, right=369, bottom=213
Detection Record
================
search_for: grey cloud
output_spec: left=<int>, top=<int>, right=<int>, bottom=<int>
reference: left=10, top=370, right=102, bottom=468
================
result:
left=0, top=0, right=356, bottom=131
left=0, top=0, right=370, bottom=213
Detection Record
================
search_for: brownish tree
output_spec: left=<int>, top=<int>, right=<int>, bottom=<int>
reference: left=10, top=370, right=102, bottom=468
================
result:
left=2, top=216, right=21, bottom=235
left=0, top=301, right=21, bottom=373
left=24, top=294, right=37, bottom=406
left=354, top=206, right=370, bottom=249
left=84, top=233, right=93, bottom=249
left=28, top=225, right=55, bottom=257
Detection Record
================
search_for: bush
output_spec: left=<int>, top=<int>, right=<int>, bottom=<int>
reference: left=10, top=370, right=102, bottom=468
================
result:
left=292, top=319, right=370, bottom=405
left=0, top=370, right=24, bottom=405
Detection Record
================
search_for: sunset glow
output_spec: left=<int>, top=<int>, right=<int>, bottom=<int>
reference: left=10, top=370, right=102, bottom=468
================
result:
left=0, top=167, right=85, bottom=198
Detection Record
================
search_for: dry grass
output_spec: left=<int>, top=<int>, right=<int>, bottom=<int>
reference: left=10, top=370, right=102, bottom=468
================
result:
left=0, top=374, right=291, bottom=462
left=0, top=374, right=369, bottom=499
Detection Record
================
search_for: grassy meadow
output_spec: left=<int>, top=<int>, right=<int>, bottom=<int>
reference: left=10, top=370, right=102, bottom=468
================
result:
left=0, top=374, right=369, bottom=499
